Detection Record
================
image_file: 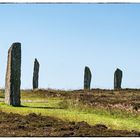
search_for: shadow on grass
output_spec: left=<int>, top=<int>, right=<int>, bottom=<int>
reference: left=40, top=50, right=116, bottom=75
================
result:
left=19, top=105, right=64, bottom=109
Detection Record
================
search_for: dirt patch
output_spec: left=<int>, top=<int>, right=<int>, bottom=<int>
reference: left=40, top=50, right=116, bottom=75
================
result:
left=0, top=111, right=139, bottom=137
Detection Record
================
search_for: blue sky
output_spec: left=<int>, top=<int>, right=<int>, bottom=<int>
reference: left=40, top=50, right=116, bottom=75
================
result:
left=0, top=4, right=140, bottom=89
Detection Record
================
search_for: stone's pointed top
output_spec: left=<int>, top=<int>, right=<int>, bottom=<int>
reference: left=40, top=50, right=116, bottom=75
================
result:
left=85, top=66, right=90, bottom=70
left=35, top=58, right=38, bottom=62
left=85, top=66, right=91, bottom=75
left=115, top=68, right=123, bottom=77
left=34, top=58, right=39, bottom=66
left=11, top=42, right=21, bottom=47
left=9, top=42, right=21, bottom=52
left=116, top=68, right=122, bottom=72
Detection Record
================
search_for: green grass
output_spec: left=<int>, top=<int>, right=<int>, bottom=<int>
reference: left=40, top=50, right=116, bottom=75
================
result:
left=0, top=90, right=140, bottom=132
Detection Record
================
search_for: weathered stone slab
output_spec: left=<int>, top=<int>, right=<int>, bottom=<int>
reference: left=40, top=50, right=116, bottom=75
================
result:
left=84, top=66, right=92, bottom=90
left=114, top=68, right=123, bottom=89
left=5, top=42, right=21, bottom=106
left=33, top=58, right=39, bottom=89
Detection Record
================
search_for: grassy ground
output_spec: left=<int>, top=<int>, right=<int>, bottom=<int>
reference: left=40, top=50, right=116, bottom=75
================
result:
left=0, top=89, right=140, bottom=132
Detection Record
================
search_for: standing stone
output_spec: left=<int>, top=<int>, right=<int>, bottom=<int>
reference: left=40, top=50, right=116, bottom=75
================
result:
left=5, top=42, right=21, bottom=106
left=33, top=58, right=39, bottom=89
left=84, top=66, right=92, bottom=90
left=114, top=68, right=123, bottom=89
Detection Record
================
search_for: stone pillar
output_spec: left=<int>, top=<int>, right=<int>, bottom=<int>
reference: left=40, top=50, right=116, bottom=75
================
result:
left=84, top=66, right=92, bottom=90
left=33, top=58, right=39, bottom=89
left=114, top=68, right=123, bottom=89
left=5, top=42, right=21, bottom=106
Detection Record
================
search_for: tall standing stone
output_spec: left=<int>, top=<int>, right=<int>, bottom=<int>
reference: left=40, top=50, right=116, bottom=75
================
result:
left=5, top=42, right=21, bottom=106
left=33, top=58, right=39, bottom=89
left=84, top=66, right=92, bottom=90
left=114, top=68, right=123, bottom=89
